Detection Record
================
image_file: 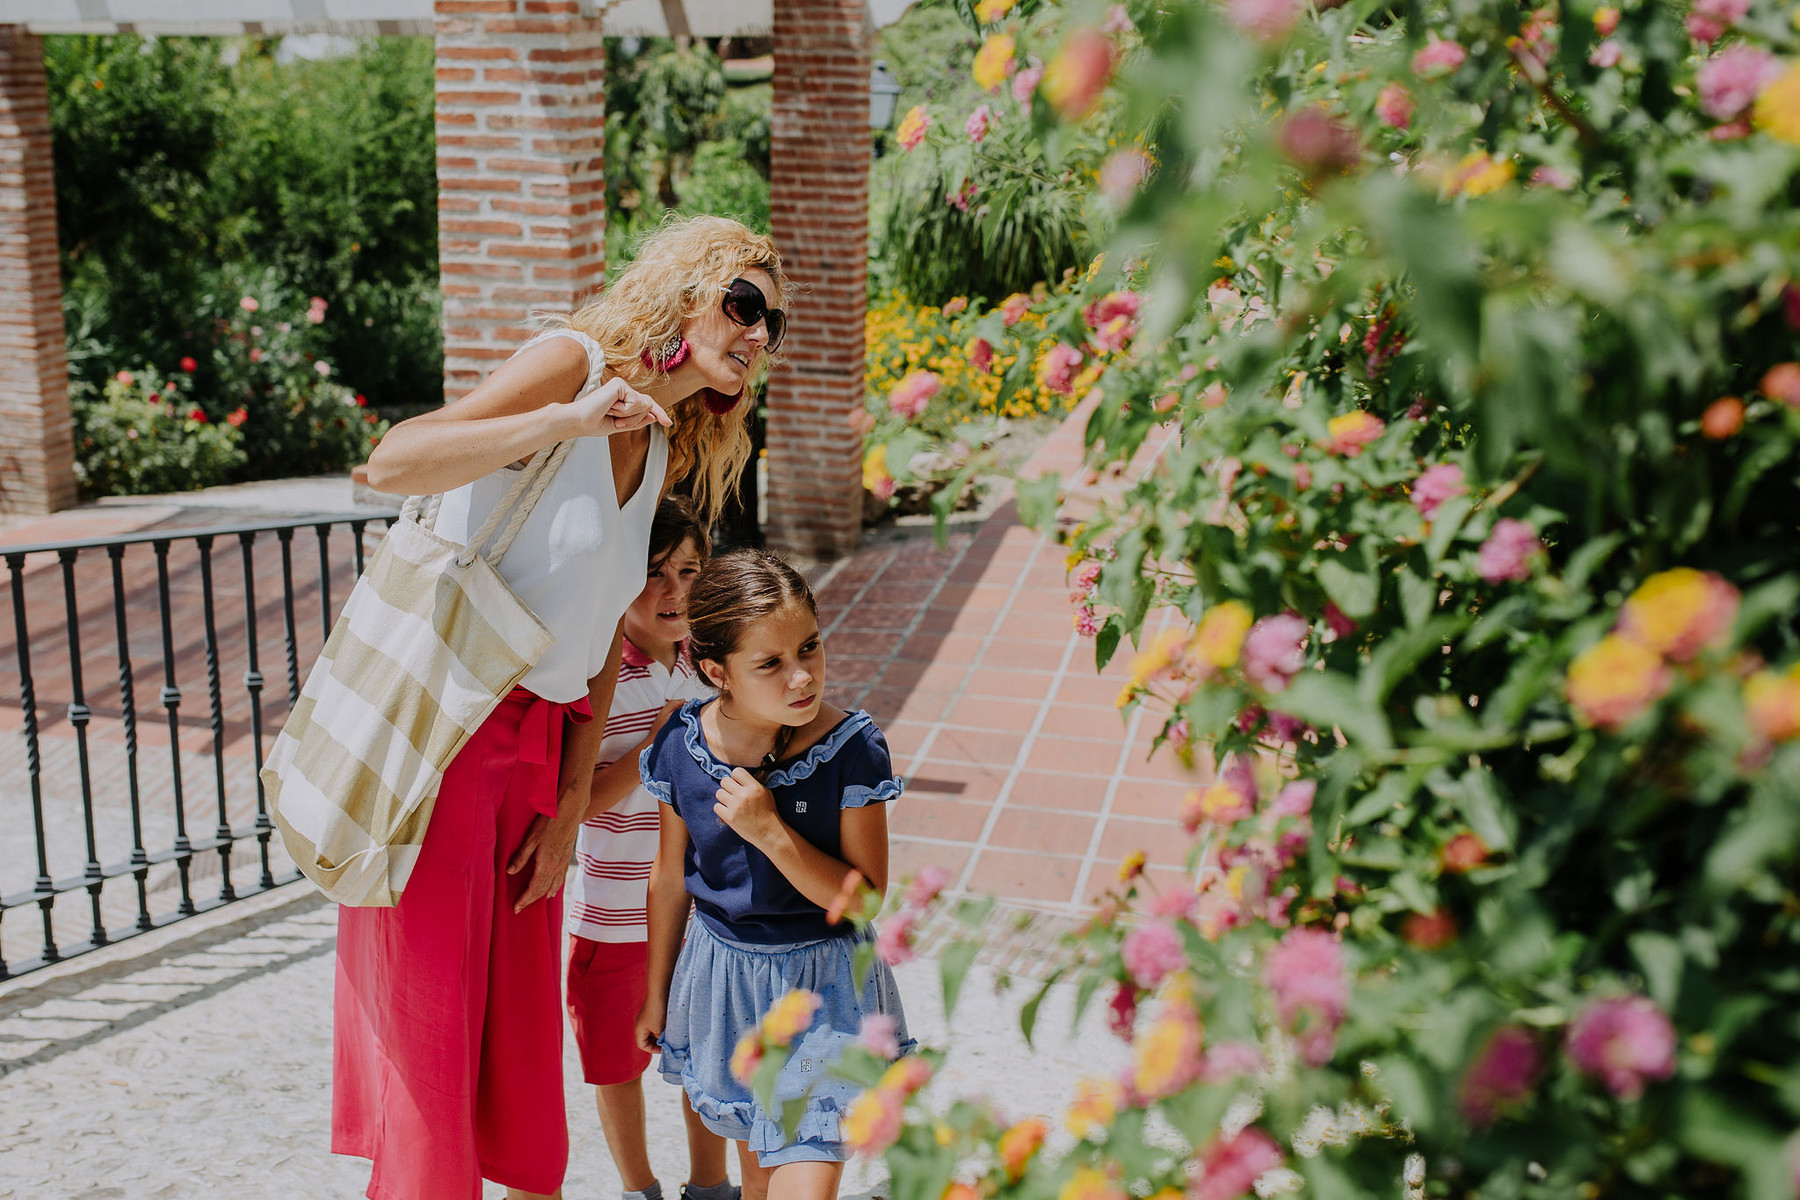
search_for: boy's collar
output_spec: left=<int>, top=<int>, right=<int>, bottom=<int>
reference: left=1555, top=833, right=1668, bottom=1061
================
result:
left=622, top=635, right=686, bottom=669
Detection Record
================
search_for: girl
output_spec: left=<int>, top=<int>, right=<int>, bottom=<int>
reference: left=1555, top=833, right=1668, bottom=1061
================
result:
left=343, top=216, right=787, bottom=1200
left=566, top=495, right=735, bottom=1200
left=635, top=550, right=913, bottom=1200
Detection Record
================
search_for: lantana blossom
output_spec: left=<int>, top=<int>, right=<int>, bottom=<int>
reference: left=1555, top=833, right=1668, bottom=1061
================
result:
left=1565, top=994, right=1676, bottom=1100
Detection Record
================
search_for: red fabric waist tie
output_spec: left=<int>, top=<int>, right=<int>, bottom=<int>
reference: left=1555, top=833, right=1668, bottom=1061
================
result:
left=502, top=687, right=595, bottom=816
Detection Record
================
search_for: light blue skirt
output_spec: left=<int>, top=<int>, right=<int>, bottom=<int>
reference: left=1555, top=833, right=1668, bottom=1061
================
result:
left=657, top=916, right=914, bottom=1166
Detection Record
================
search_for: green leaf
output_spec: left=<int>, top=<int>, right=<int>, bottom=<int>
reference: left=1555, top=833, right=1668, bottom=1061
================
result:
left=939, top=938, right=979, bottom=1022
left=1096, top=614, right=1125, bottom=671
left=883, top=428, right=930, bottom=482
left=1014, top=471, right=1061, bottom=532
left=1317, top=554, right=1378, bottom=619
left=1425, top=494, right=1475, bottom=565
left=929, top=462, right=979, bottom=543
left=1454, top=765, right=1515, bottom=853
left=1397, top=559, right=1437, bottom=629
left=1280, top=671, right=1393, bottom=751
left=1629, top=931, right=1684, bottom=1011
left=1018, top=969, right=1065, bottom=1048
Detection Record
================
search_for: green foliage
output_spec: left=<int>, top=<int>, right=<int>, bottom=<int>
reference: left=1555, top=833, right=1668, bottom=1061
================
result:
left=72, top=370, right=246, bottom=497
left=47, top=36, right=443, bottom=417
left=846, top=0, right=1800, bottom=1194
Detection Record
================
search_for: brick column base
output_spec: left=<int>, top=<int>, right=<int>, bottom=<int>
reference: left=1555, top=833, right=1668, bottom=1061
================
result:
left=0, top=26, right=76, bottom=515
left=763, top=0, right=871, bottom=560
left=434, top=1, right=606, bottom=401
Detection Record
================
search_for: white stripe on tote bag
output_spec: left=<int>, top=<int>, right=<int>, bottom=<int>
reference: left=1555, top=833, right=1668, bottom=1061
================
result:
left=262, top=442, right=571, bottom=906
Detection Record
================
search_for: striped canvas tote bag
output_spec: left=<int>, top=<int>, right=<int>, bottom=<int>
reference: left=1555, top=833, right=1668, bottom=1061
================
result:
left=262, top=442, right=572, bottom=906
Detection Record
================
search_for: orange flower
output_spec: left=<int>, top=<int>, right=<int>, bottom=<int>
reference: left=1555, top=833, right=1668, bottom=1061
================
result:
left=1440, top=832, right=1488, bottom=874
left=842, top=1085, right=904, bottom=1154
left=1043, top=29, right=1115, bottom=120
left=1401, top=908, right=1458, bottom=949
left=1700, top=397, right=1744, bottom=438
left=730, top=1032, right=764, bottom=1085
left=997, top=1118, right=1047, bottom=1179
left=1745, top=665, right=1800, bottom=743
left=1761, top=361, right=1800, bottom=407
left=1566, top=634, right=1672, bottom=730
left=896, top=105, right=930, bottom=151
left=1325, top=410, right=1384, bottom=456
left=1131, top=1002, right=1204, bottom=1099
left=1444, top=151, right=1515, bottom=198
left=1753, top=62, right=1800, bottom=146
left=1618, top=568, right=1739, bottom=662
left=1059, top=1167, right=1127, bottom=1200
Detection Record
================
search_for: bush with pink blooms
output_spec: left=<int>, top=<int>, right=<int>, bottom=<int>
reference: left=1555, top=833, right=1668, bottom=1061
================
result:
left=773, top=0, right=1800, bottom=1194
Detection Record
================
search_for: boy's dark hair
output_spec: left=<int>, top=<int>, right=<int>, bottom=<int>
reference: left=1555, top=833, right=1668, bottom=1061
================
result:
left=685, top=549, right=816, bottom=670
left=648, top=495, right=711, bottom=570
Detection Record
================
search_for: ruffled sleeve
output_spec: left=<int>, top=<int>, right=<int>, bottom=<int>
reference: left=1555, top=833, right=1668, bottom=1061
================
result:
left=840, top=722, right=904, bottom=809
left=640, top=710, right=683, bottom=805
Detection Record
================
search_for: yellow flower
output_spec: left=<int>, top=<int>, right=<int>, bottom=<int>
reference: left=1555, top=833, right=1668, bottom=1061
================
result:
left=896, top=104, right=930, bottom=151
left=1128, top=629, right=1187, bottom=687
left=1059, top=1167, right=1126, bottom=1200
left=761, top=989, right=822, bottom=1046
left=1566, top=633, right=1671, bottom=731
left=997, top=1117, right=1047, bottom=1178
left=1132, top=1004, right=1203, bottom=1100
left=1619, top=568, right=1738, bottom=662
left=1745, top=664, right=1800, bottom=743
left=1064, top=1077, right=1123, bottom=1139
left=973, top=34, right=1016, bottom=92
left=1190, top=600, right=1253, bottom=670
left=1445, top=151, right=1515, bottom=198
left=974, top=0, right=1015, bottom=22
left=863, top=444, right=893, bottom=494
left=1118, top=851, right=1146, bottom=882
left=1754, top=62, right=1800, bottom=145
left=933, top=1122, right=956, bottom=1146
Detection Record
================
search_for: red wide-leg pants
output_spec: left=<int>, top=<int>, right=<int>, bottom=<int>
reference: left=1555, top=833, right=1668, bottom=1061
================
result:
left=332, top=688, right=590, bottom=1200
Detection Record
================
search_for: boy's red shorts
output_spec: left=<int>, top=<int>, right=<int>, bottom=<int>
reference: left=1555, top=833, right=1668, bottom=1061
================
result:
left=566, top=936, right=653, bottom=1086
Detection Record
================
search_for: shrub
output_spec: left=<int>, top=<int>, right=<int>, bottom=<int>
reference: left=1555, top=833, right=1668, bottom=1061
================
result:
left=72, top=369, right=245, bottom=497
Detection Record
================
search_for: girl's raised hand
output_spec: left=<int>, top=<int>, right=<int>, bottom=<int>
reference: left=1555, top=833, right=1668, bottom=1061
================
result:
left=567, top=376, right=672, bottom=439
left=714, top=767, right=780, bottom=848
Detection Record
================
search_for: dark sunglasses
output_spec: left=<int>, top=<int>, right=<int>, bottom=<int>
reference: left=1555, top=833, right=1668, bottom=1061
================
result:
left=720, top=278, right=786, bottom=354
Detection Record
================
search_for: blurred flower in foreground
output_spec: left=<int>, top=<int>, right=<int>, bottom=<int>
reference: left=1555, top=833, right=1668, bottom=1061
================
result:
left=1043, top=29, right=1115, bottom=120
left=1099, top=148, right=1153, bottom=203
left=1697, top=44, right=1781, bottom=120
left=1762, top=362, right=1800, bottom=406
left=1065, top=1076, right=1123, bottom=1139
left=1411, top=36, right=1467, bottom=78
left=1566, top=994, right=1676, bottom=1100
left=1242, top=614, right=1308, bottom=692
left=964, top=103, right=991, bottom=143
left=1459, top=1026, right=1541, bottom=1126
left=1618, top=568, right=1738, bottom=661
left=1225, top=0, right=1299, bottom=42
left=973, top=34, right=1016, bottom=92
left=1476, top=518, right=1540, bottom=583
left=1278, top=107, right=1361, bottom=175
left=1263, top=928, right=1347, bottom=1065
left=1039, top=343, right=1085, bottom=394
left=888, top=369, right=941, bottom=420
left=1685, top=0, right=1749, bottom=45
left=1745, top=665, right=1800, bottom=743
left=1701, top=396, right=1744, bottom=438
left=1754, top=63, right=1800, bottom=145
left=1325, top=410, right=1384, bottom=456
left=1375, top=82, right=1414, bottom=129
left=896, top=105, right=929, bottom=150
left=1566, top=634, right=1672, bottom=730
left=1411, top=462, right=1466, bottom=518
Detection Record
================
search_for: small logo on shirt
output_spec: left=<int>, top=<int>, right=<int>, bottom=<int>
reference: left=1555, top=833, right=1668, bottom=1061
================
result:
left=793, top=800, right=808, bottom=813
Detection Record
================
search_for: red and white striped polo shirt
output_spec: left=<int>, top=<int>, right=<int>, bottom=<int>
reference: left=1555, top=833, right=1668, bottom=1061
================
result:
left=566, top=637, right=711, bottom=943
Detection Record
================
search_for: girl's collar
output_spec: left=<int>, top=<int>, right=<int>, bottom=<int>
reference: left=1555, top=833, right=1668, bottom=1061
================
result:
left=678, top=697, right=870, bottom=788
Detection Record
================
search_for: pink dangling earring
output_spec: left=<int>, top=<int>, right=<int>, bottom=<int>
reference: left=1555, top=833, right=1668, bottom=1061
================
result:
left=641, top=331, right=690, bottom=371
left=699, top=387, right=745, bottom=414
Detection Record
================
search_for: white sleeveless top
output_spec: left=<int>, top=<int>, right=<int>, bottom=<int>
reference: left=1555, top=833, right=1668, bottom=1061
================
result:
left=431, top=329, right=670, bottom=703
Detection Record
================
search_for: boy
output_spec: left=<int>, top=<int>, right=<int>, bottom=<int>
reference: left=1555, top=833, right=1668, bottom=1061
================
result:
left=567, top=496, right=734, bottom=1200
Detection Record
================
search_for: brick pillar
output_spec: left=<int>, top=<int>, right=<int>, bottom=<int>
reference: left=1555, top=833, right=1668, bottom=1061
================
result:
left=0, top=27, right=76, bottom=515
left=434, top=1, right=606, bottom=401
left=764, top=0, right=871, bottom=560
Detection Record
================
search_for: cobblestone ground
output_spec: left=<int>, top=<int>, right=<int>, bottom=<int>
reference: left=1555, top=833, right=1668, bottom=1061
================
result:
left=0, top=885, right=1122, bottom=1200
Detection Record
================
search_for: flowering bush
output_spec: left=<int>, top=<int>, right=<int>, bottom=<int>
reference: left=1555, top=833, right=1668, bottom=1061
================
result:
left=71, top=283, right=388, bottom=496
left=837, top=0, right=1800, bottom=1194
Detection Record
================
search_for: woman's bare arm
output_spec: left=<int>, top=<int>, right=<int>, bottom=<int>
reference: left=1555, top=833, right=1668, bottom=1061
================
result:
left=364, top=337, right=670, bottom=496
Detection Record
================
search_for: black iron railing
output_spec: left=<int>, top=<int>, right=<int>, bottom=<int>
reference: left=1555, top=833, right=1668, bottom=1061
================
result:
left=0, top=512, right=393, bottom=980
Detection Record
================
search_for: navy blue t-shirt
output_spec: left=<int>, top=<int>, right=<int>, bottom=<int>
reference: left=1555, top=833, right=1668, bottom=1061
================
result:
left=640, top=698, right=903, bottom=945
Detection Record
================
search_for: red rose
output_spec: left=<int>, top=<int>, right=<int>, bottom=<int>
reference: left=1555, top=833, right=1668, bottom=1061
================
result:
left=179, top=356, right=198, bottom=372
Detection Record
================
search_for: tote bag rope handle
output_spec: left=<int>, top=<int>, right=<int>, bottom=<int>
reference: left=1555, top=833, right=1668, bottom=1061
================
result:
left=395, top=439, right=573, bottom=569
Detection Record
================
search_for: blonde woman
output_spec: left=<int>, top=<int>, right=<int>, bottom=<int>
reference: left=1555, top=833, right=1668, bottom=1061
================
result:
left=343, top=216, right=788, bottom=1200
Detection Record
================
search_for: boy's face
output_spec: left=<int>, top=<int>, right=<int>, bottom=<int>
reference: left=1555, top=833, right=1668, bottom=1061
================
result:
left=622, top=537, right=703, bottom=649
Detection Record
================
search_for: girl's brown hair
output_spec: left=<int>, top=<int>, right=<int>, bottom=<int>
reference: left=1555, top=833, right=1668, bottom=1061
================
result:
left=541, top=215, right=788, bottom=527
left=648, top=494, right=711, bottom=572
left=685, top=548, right=817, bottom=672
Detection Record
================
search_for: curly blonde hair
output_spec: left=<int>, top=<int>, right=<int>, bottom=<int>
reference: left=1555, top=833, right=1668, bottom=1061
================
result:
left=542, top=215, right=787, bottom=525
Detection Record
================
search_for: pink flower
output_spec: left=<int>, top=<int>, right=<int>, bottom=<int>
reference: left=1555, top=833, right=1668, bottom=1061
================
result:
left=1530, top=164, right=1576, bottom=189
left=876, top=909, right=917, bottom=965
left=905, top=866, right=950, bottom=909
left=249, top=347, right=265, bottom=362
left=888, top=369, right=941, bottom=419
left=964, top=103, right=992, bottom=143
left=1224, top=0, right=1298, bottom=41
left=1271, top=779, right=1315, bottom=817
left=1107, top=981, right=1137, bottom=1040
left=1073, top=560, right=1102, bottom=592
left=1102, top=4, right=1133, bottom=33
left=1411, top=462, right=1467, bottom=518
left=968, top=337, right=994, bottom=373
left=306, top=304, right=327, bottom=325
left=1459, top=1026, right=1543, bottom=1125
left=1242, top=613, right=1308, bottom=692
left=1476, top=518, right=1541, bottom=584
left=1038, top=343, right=1085, bottom=394
left=1278, top=107, right=1360, bottom=174
left=1012, top=64, right=1044, bottom=107
left=314, top=360, right=332, bottom=378
left=1588, top=39, right=1622, bottom=68
left=896, top=104, right=930, bottom=151
left=1266, top=711, right=1308, bottom=744
left=1685, top=0, right=1749, bottom=44
left=1566, top=995, right=1677, bottom=1100
left=1194, top=1128, right=1284, bottom=1200
left=1121, top=919, right=1186, bottom=989
left=187, top=406, right=208, bottom=423
left=239, top=296, right=260, bottom=312
left=1149, top=890, right=1198, bottom=921
left=1411, top=36, right=1467, bottom=78
left=1375, top=82, right=1414, bottom=129
left=1697, top=44, right=1781, bottom=120
left=1594, top=5, right=1621, bottom=35
left=1075, top=605, right=1102, bottom=637
left=1084, top=291, right=1141, bottom=329
left=1099, top=148, right=1152, bottom=203
left=1322, top=601, right=1357, bottom=639
left=1000, top=292, right=1033, bottom=326
left=1198, top=1040, right=1266, bottom=1084
left=1325, top=410, right=1384, bottom=455
left=114, top=370, right=134, bottom=385
left=945, top=180, right=977, bottom=211
left=858, top=1012, right=902, bottom=1059
left=1262, top=928, right=1347, bottom=1065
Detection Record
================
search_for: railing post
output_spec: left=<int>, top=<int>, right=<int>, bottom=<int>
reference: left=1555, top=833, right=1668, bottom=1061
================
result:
left=108, top=543, right=153, bottom=931
left=194, top=536, right=236, bottom=903
left=6, top=551, right=57, bottom=964
left=239, top=531, right=275, bottom=890
left=153, top=539, right=196, bottom=917
left=58, top=548, right=106, bottom=947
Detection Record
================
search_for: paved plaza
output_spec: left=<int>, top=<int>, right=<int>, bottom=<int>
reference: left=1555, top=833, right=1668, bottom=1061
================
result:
left=0, top=402, right=1181, bottom=1197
